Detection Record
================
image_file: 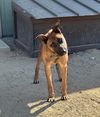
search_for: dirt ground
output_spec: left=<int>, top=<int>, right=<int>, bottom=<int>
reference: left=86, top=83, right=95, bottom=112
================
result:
left=0, top=49, right=100, bottom=117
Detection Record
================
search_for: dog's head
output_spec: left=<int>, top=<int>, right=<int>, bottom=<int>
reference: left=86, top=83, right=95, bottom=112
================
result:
left=36, top=21, right=67, bottom=56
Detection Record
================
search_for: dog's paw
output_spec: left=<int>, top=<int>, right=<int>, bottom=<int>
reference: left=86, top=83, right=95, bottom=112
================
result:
left=47, top=97, right=55, bottom=102
left=61, top=95, right=67, bottom=100
left=33, top=80, right=39, bottom=84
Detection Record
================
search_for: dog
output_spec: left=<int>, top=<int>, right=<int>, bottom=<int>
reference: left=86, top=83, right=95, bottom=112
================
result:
left=33, top=21, right=68, bottom=102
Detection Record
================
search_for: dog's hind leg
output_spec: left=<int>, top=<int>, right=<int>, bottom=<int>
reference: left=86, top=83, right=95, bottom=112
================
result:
left=56, top=64, right=62, bottom=82
left=33, top=55, right=42, bottom=84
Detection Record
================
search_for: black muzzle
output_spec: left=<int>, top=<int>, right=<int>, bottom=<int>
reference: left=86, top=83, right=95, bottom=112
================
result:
left=56, top=46, right=67, bottom=56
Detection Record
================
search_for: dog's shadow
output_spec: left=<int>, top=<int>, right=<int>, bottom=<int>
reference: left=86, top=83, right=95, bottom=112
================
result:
left=27, top=98, right=60, bottom=116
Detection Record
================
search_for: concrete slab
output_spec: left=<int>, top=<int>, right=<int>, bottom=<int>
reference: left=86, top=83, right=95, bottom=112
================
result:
left=0, top=39, right=10, bottom=56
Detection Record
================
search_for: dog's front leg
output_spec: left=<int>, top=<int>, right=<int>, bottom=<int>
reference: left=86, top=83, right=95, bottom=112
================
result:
left=44, top=64, right=55, bottom=102
left=56, top=64, right=62, bottom=81
left=61, top=65, right=67, bottom=100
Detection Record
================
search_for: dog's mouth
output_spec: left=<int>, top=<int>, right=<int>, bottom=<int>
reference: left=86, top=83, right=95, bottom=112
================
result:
left=55, top=47, right=67, bottom=56
left=57, top=51, right=66, bottom=56
left=48, top=45, right=67, bottom=56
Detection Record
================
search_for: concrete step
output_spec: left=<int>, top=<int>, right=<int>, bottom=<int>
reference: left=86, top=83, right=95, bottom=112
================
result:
left=0, top=39, right=10, bottom=56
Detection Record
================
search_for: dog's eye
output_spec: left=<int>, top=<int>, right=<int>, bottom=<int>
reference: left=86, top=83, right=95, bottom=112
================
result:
left=57, top=38, right=63, bottom=44
left=50, top=42, right=56, bottom=47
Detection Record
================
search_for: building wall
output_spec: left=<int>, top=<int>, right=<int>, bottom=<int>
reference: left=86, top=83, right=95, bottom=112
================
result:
left=0, top=0, right=13, bottom=37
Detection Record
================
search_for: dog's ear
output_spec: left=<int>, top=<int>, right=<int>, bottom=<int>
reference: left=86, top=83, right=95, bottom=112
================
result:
left=52, top=21, right=61, bottom=33
left=36, top=34, right=48, bottom=44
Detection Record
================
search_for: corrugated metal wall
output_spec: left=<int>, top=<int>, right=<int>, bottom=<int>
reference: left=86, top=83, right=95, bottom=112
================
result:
left=0, top=0, right=13, bottom=37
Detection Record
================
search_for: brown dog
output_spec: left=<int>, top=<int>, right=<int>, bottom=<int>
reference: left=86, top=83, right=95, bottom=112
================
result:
left=33, top=22, right=68, bottom=102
